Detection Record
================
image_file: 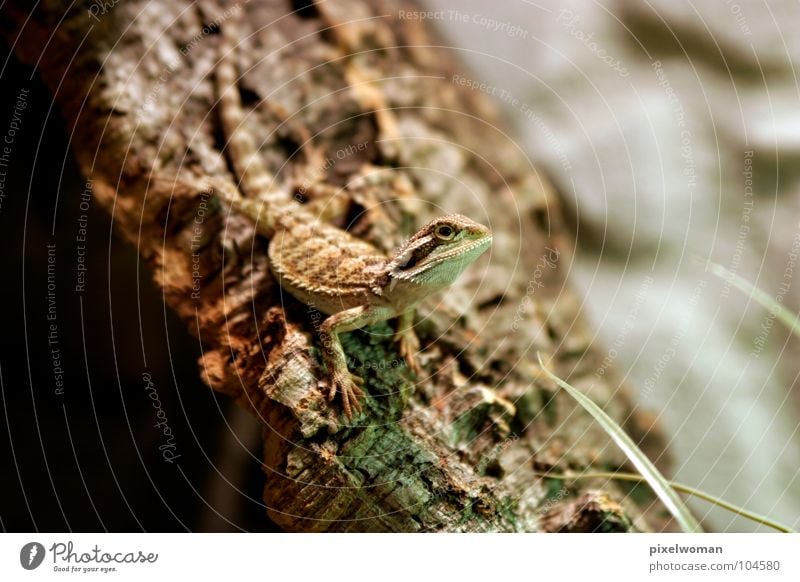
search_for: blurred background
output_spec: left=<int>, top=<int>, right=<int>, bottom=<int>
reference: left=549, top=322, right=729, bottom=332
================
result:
left=1, top=0, right=798, bottom=532
left=424, top=0, right=800, bottom=531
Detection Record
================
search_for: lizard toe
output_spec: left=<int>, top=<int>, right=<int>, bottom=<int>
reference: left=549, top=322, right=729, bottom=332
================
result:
left=333, top=372, right=366, bottom=418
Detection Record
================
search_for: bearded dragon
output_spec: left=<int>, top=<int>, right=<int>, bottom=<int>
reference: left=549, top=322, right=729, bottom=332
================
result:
left=211, top=25, right=492, bottom=418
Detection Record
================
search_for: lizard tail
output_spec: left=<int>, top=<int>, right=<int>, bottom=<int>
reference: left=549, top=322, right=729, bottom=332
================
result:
left=215, top=20, right=279, bottom=207
left=199, top=175, right=278, bottom=238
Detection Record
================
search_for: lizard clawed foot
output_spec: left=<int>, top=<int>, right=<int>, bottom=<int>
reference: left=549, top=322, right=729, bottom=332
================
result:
left=328, top=371, right=366, bottom=419
left=394, top=329, right=421, bottom=376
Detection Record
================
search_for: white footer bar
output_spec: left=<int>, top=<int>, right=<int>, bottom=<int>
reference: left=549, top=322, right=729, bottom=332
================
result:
left=2, top=533, right=798, bottom=580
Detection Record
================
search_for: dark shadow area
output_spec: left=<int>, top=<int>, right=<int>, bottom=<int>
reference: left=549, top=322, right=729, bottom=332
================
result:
left=0, top=47, right=278, bottom=532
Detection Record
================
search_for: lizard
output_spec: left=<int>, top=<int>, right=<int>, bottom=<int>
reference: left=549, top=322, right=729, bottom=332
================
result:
left=210, top=23, right=492, bottom=419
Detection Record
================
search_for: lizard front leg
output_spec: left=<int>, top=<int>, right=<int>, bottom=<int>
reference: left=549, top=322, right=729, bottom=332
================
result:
left=318, top=305, right=396, bottom=418
left=394, top=309, right=421, bottom=375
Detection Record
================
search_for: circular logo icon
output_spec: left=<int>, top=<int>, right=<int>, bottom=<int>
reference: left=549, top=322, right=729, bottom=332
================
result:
left=19, top=542, right=45, bottom=570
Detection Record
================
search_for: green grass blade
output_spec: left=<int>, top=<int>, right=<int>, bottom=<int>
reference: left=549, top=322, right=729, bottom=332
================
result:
left=533, top=471, right=794, bottom=533
left=708, top=261, right=800, bottom=338
left=537, top=354, right=704, bottom=532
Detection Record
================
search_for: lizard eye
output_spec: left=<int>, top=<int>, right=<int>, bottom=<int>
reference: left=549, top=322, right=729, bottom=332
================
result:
left=434, top=224, right=455, bottom=240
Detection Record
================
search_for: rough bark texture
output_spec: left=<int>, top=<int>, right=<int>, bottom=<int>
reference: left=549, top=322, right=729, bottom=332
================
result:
left=1, top=0, right=672, bottom=531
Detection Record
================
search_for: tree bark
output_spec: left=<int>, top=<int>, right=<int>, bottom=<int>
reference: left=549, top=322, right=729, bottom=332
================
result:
left=1, top=0, right=672, bottom=531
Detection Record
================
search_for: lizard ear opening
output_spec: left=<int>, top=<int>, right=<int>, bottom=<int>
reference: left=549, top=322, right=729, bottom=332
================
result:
left=434, top=224, right=456, bottom=241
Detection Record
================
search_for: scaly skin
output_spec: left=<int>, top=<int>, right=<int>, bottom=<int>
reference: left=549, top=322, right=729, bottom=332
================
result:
left=212, top=23, right=492, bottom=418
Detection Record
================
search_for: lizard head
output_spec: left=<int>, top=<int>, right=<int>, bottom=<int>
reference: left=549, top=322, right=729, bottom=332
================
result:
left=387, top=214, right=492, bottom=291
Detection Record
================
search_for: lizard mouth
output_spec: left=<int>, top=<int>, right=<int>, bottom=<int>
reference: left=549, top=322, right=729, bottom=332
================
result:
left=426, top=235, right=493, bottom=266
